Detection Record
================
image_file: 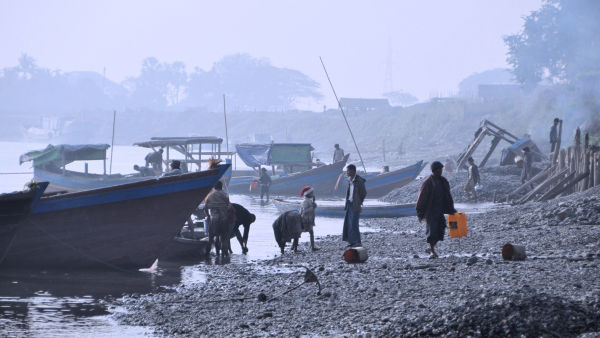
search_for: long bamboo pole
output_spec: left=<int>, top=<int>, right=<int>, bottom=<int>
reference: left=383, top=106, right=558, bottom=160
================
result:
left=319, top=57, right=367, bottom=174
left=109, top=110, right=116, bottom=175
left=223, top=94, right=230, bottom=153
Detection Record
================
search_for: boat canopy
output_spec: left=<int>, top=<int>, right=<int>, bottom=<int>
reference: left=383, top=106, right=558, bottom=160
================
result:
left=236, top=143, right=314, bottom=168
left=500, top=137, right=543, bottom=165
left=133, top=136, right=235, bottom=171
left=133, top=136, right=224, bottom=148
left=20, top=144, right=110, bottom=167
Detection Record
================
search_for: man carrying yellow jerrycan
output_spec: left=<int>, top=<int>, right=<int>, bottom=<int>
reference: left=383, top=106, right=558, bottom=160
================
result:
left=417, top=161, right=467, bottom=259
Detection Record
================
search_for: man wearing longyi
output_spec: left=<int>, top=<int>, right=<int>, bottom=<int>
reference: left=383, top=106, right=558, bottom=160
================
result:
left=416, top=161, right=457, bottom=259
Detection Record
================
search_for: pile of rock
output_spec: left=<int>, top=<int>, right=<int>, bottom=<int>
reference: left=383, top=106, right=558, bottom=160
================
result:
left=383, top=165, right=525, bottom=203
left=387, top=288, right=600, bottom=337
left=525, top=185, right=600, bottom=227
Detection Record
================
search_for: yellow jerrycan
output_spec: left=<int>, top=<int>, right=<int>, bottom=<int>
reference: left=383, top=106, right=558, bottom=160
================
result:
left=448, top=212, right=467, bottom=238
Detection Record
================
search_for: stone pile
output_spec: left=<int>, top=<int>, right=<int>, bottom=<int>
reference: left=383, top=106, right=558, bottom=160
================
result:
left=388, top=289, right=600, bottom=337
left=383, top=165, right=525, bottom=203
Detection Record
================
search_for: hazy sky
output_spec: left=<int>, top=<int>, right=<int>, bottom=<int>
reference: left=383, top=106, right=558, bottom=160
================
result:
left=1, top=0, right=541, bottom=108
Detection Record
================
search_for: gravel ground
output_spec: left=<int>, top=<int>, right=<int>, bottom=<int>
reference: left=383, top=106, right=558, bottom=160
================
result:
left=383, top=165, right=539, bottom=204
left=114, top=186, right=600, bottom=337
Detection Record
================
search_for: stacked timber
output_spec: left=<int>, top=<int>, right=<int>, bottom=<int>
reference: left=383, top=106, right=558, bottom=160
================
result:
left=508, top=125, right=600, bottom=204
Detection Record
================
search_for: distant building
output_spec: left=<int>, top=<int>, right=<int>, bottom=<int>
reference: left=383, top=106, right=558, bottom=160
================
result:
left=339, top=98, right=391, bottom=113
left=478, top=84, right=522, bottom=102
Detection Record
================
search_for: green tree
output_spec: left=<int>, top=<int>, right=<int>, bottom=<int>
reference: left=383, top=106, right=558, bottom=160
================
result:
left=505, top=0, right=600, bottom=88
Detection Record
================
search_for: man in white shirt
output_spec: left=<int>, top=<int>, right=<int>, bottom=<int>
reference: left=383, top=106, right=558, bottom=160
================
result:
left=343, top=164, right=366, bottom=247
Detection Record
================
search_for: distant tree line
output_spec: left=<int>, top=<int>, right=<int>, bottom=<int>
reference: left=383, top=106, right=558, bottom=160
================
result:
left=0, top=53, right=322, bottom=115
left=505, top=0, right=600, bottom=133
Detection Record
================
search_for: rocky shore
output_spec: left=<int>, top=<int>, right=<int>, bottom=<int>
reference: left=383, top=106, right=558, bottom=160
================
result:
left=114, top=187, right=600, bottom=337
left=383, top=165, right=530, bottom=204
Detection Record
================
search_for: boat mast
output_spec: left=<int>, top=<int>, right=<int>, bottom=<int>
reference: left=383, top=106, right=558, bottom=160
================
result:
left=319, top=57, right=367, bottom=173
left=223, top=94, right=230, bottom=154
left=109, top=110, right=116, bottom=175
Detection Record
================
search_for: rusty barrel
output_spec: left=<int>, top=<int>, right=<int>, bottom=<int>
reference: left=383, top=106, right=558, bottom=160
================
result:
left=502, top=243, right=526, bottom=261
left=344, top=247, right=368, bottom=263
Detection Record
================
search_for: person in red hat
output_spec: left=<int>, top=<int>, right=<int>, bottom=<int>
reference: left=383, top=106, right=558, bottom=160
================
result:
left=300, top=186, right=319, bottom=251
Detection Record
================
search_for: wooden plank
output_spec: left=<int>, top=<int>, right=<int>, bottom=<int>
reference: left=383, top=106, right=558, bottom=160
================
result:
left=457, top=128, right=488, bottom=170
left=539, top=171, right=588, bottom=202
left=483, top=119, right=519, bottom=142
left=551, top=120, right=563, bottom=165
left=536, top=171, right=575, bottom=202
left=516, top=168, right=569, bottom=204
left=479, top=136, right=501, bottom=168
left=594, top=152, right=600, bottom=186
left=507, top=167, right=550, bottom=198
left=583, top=150, right=590, bottom=191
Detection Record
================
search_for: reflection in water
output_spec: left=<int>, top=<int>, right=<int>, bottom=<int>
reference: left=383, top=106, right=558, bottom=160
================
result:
left=0, top=193, right=374, bottom=336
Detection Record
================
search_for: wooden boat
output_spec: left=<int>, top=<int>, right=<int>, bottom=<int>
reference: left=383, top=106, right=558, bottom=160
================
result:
left=159, top=228, right=210, bottom=261
left=228, top=154, right=349, bottom=196
left=134, top=136, right=235, bottom=185
left=334, top=160, right=425, bottom=198
left=272, top=198, right=416, bottom=218
left=0, top=182, right=48, bottom=264
left=20, top=138, right=235, bottom=192
left=20, top=144, right=149, bottom=192
left=1, top=165, right=230, bottom=269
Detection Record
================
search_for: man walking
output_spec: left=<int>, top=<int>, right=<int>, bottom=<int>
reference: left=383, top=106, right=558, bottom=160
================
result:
left=333, top=144, right=345, bottom=163
left=343, top=164, right=366, bottom=247
left=416, top=161, right=457, bottom=259
left=463, top=157, right=480, bottom=201
left=550, top=118, right=560, bottom=153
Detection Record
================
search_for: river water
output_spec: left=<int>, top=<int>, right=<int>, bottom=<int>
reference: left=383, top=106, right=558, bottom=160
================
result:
left=0, top=141, right=381, bottom=336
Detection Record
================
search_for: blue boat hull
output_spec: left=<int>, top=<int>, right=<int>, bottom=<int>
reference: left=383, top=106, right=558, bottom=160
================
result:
left=2, top=165, right=229, bottom=269
left=0, top=182, right=48, bottom=265
left=334, top=161, right=424, bottom=198
left=228, top=155, right=349, bottom=197
left=273, top=199, right=416, bottom=218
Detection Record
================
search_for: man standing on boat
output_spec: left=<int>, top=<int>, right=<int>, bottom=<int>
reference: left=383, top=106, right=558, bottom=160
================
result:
left=343, top=164, right=366, bottom=248
left=333, top=144, right=345, bottom=163
left=258, top=167, right=271, bottom=201
left=145, top=148, right=164, bottom=175
left=416, top=161, right=457, bottom=259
